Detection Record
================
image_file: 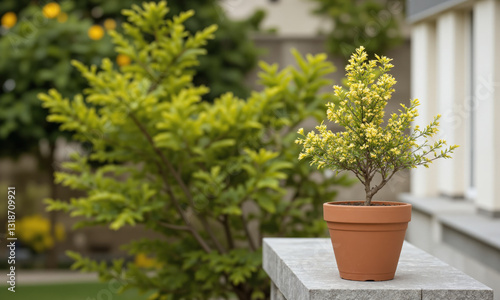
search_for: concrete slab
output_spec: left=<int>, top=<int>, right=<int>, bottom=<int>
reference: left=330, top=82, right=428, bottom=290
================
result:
left=263, top=238, right=493, bottom=300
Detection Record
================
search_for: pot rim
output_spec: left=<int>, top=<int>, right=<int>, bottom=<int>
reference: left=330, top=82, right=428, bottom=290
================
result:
left=324, top=200, right=411, bottom=207
left=323, top=201, right=412, bottom=224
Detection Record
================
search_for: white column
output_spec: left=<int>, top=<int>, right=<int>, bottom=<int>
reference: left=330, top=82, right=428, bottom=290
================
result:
left=473, top=0, right=500, bottom=214
left=435, top=11, right=468, bottom=197
left=410, top=22, right=439, bottom=196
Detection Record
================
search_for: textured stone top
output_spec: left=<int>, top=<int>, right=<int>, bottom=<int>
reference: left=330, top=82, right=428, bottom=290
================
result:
left=263, top=238, right=493, bottom=300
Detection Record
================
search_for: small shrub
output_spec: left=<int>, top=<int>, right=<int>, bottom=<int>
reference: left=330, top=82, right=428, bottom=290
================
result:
left=40, top=2, right=351, bottom=299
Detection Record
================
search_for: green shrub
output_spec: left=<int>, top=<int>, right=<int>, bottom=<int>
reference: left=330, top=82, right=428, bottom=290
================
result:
left=0, top=2, right=113, bottom=156
left=0, top=0, right=261, bottom=156
left=40, top=2, right=351, bottom=299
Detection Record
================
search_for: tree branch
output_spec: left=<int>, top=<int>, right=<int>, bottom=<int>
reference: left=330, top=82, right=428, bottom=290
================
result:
left=128, top=111, right=226, bottom=254
left=369, top=167, right=400, bottom=198
left=351, top=170, right=365, bottom=185
left=240, top=206, right=257, bottom=252
left=160, top=222, right=190, bottom=231
left=158, top=167, right=212, bottom=253
left=221, top=215, right=235, bottom=249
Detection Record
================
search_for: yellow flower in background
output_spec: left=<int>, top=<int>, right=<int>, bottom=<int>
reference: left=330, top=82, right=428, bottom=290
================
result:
left=1, top=12, right=17, bottom=29
left=134, top=253, right=157, bottom=269
left=116, top=54, right=131, bottom=66
left=43, top=2, right=61, bottom=19
left=55, top=223, right=65, bottom=241
left=57, top=12, right=68, bottom=23
left=16, top=214, right=65, bottom=253
left=103, top=18, right=116, bottom=30
left=88, top=25, right=104, bottom=40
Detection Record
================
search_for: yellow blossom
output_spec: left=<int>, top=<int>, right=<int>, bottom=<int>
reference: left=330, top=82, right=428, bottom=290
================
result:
left=104, top=18, right=116, bottom=30
left=15, top=214, right=65, bottom=253
left=1, top=12, right=17, bottom=28
left=295, top=46, right=457, bottom=200
left=88, top=25, right=105, bottom=40
left=116, top=54, right=131, bottom=66
left=135, top=253, right=157, bottom=269
left=43, top=2, right=61, bottom=19
left=57, top=12, right=68, bottom=23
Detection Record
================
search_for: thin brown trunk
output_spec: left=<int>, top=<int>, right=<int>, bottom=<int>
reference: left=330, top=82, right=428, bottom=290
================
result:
left=364, top=172, right=372, bottom=206
left=364, top=192, right=373, bottom=206
left=222, top=215, right=234, bottom=249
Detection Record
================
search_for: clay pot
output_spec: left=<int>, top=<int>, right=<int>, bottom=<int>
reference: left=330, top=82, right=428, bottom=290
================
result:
left=323, top=201, right=412, bottom=281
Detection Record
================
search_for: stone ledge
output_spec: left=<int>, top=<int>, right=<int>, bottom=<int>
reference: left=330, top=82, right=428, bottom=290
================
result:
left=263, top=238, right=493, bottom=300
left=399, top=193, right=500, bottom=250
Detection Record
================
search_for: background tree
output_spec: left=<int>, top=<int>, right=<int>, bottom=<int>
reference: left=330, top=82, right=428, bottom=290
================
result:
left=309, top=0, right=404, bottom=58
left=40, top=2, right=351, bottom=299
left=0, top=0, right=262, bottom=267
left=0, top=1, right=114, bottom=268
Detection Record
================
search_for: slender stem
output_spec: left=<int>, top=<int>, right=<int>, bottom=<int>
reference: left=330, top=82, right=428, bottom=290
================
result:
left=123, top=107, right=212, bottom=252
left=221, top=215, right=235, bottom=249
left=240, top=206, right=257, bottom=252
left=160, top=222, right=190, bottom=231
left=364, top=151, right=372, bottom=206
left=128, top=112, right=225, bottom=253
left=158, top=166, right=212, bottom=253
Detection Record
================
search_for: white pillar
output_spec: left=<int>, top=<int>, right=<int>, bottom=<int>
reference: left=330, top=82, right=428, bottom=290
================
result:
left=473, top=0, right=500, bottom=215
left=410, top=22, right=439, bottom=196
left=435, top=11, right=468, bottom=197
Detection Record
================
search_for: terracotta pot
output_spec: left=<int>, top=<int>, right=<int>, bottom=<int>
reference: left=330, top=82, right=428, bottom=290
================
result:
left=323, top=201, right=412, bottom=281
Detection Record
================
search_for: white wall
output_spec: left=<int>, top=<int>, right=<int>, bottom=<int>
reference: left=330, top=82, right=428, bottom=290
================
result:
left=411, top=0, right=500, bottom=214
left=222, top=0, right=332, bottom=36
left=435, top=11, right=468, bottom=197
left=410, top=22, right=439, bottom=197
left=472, top=0, right=500, bottom=213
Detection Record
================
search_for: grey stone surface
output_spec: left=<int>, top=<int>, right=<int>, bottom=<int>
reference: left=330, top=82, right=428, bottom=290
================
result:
left=399, top=193, right=475, bottom=215
left=422, top=289, right=495, bottom=300
left=441, top=223, right=500, bottom=273
left=400, top=193, right=500, bottom=259
left=439, top=213, right=500, bottom=250
left=263, top=238, right=493, bottom=300
left=271, top=282, right=286, bottom=300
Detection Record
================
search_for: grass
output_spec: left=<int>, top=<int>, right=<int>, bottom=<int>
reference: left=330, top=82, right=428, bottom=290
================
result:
left=0, top=281, right=153, bottom=300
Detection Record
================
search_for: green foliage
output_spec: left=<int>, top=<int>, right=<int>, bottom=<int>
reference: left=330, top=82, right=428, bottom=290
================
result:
left=297, top=47, right=458, bottom=205
left=0, top=2, right=113, bottom=155
left=309, top=0, right=403, bottom=58
left=0, top=0, right=261, bottom=157
left=39, top=2, right=351, bottom=299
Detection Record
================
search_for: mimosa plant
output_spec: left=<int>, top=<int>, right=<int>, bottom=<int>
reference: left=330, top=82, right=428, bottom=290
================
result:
left=296, top=47, right=458, bottom=206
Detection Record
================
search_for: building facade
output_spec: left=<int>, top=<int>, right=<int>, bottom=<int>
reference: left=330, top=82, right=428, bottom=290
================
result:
left=406, top=0, right=500, bottom=298
left=223, top=0, right=332, bottom=36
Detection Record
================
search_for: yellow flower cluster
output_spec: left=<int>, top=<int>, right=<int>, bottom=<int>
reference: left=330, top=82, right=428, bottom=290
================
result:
left=87, top=18, right=117, bottom=41
left=116, top=54, right=131, bottom=66
left=103, top=18, right=117, bottom=30
left=1, top=12, right=17, bottom=29
left=42, top=2, right=61, bottom=19
left=134, top=253, right=159, bottom=269
left=16, top=214, right=65, bottom=253
left=296, top=46, right=458, bottom=178
left=88, top=25, right=105, bottom=40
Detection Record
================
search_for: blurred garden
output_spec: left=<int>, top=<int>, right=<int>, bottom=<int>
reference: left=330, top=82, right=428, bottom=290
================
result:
left=0, top=0, right=407, bottom=299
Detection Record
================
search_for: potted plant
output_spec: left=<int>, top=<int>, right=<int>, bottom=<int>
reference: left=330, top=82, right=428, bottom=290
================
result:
left=295, top=46, right=458, bottom=281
